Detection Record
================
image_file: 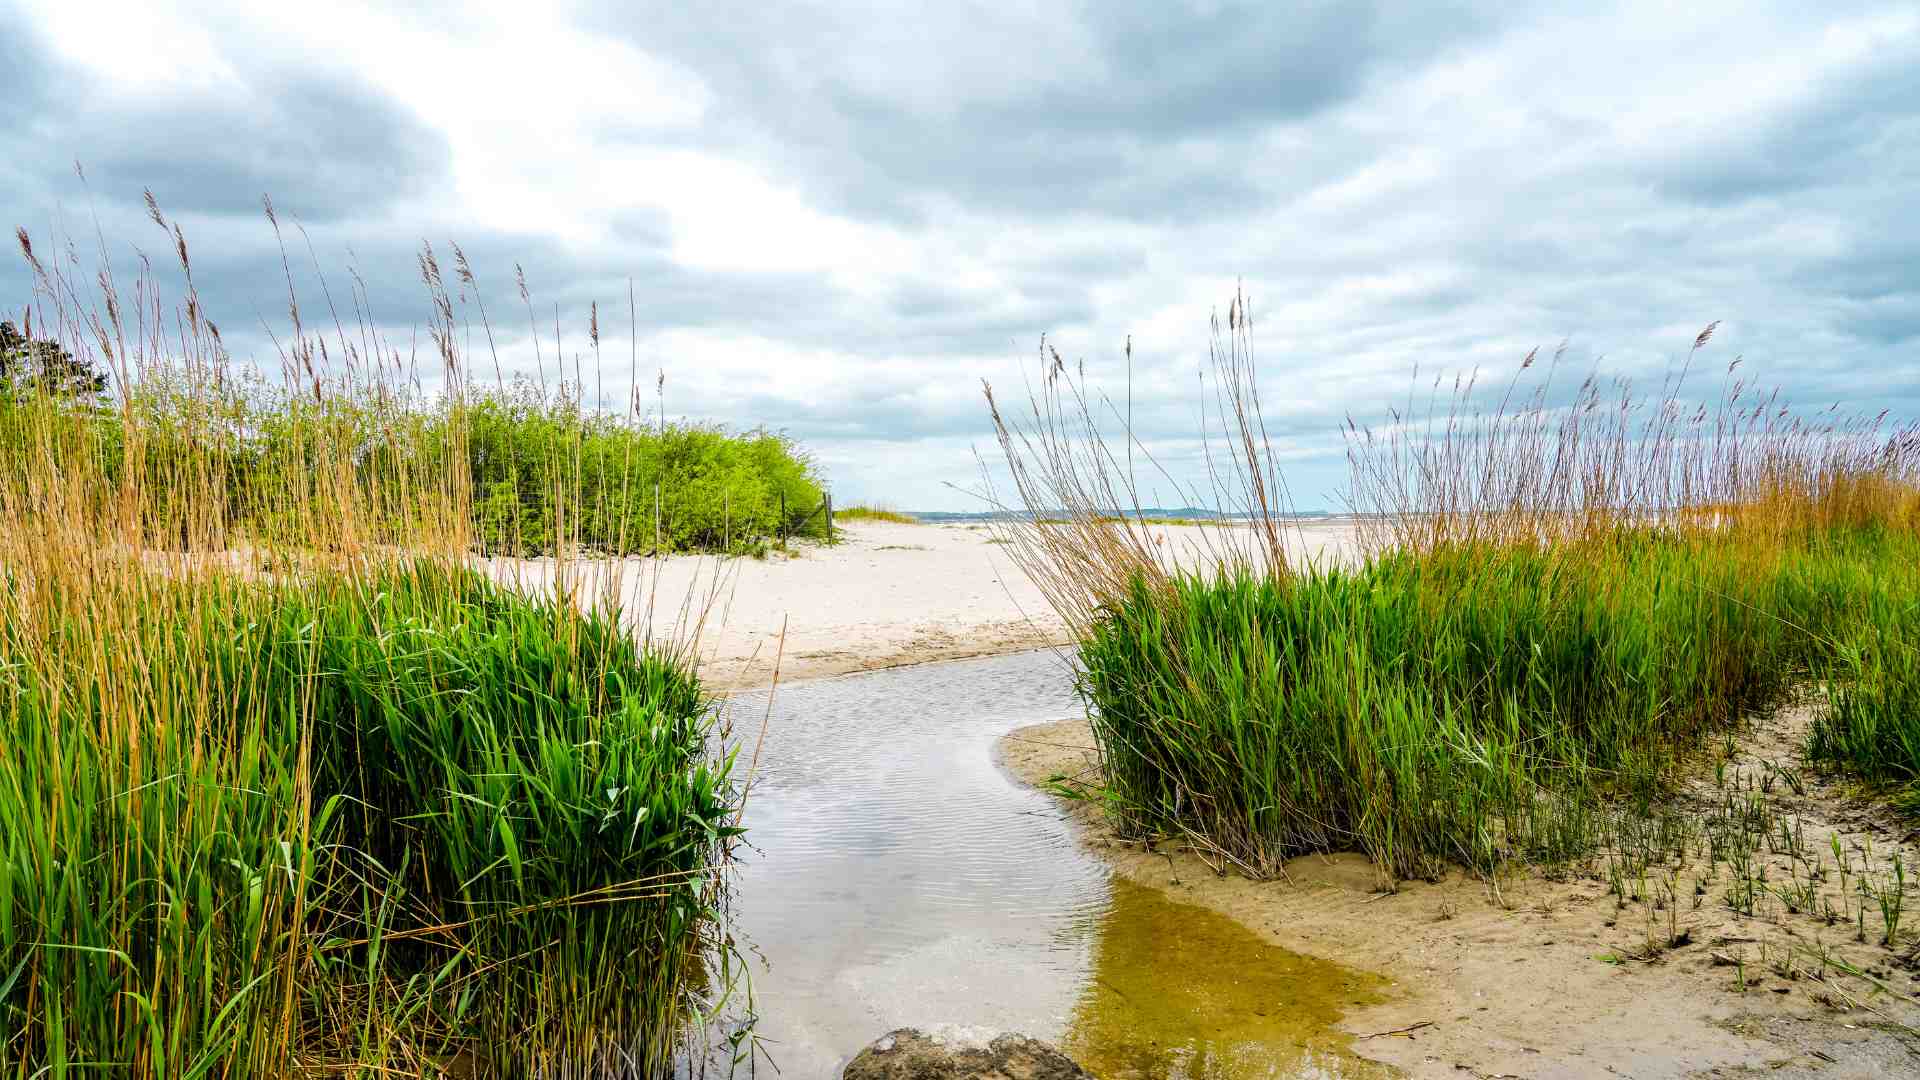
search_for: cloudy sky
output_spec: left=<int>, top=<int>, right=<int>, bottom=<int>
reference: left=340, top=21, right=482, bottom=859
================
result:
left=3, top=1, right=1916, bottom=510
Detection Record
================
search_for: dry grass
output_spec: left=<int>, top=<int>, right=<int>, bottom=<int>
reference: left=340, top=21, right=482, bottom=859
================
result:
left=981, top=291, right=1299, bottom=637
left=1344, top=327, right=1920, bottom=554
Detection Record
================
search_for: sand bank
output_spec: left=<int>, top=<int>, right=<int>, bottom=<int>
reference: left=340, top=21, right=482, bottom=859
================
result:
left=999, top=708, right=1920, bottom=1079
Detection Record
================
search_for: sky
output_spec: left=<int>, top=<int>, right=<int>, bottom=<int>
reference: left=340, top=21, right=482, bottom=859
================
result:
left=3, top=0, right=1917, bottom=511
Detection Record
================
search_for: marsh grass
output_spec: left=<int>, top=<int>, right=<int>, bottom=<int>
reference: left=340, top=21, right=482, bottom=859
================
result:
left=1, top=196, right=747, bottom=1076
left=1808, top=594, right=1920, bottom=803
left=464, top=384, right=826, bottom=556
left=986, top=292, right=1920, bottom=882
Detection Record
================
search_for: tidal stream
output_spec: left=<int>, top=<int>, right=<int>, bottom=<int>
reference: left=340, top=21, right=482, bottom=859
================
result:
left=723, top=649, right=1383, bottom=1078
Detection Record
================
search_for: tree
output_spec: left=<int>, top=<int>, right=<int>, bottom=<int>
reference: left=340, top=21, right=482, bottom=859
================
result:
left=0, top=320, right=109, bottom=399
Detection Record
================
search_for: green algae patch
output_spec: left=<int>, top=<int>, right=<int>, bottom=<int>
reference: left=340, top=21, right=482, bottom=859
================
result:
left=1063, top=877, right=1392, bottom=1079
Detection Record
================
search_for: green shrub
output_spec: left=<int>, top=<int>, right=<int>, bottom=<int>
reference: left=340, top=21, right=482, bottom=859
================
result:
left=459, top=383, right=828, bottom=555
left=0, top=380, right=828, bottom=557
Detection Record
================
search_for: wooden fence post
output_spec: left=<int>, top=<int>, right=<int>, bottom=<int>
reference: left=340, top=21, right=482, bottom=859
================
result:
left=826, top=492, right=834, bottom=542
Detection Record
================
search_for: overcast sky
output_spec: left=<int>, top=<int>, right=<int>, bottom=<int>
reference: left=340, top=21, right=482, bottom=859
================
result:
left=4, top=1, right=1916, bottom=510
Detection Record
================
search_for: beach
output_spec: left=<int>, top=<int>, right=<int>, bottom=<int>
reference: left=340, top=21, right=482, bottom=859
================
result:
left=490, top=516, right=1366, bottom=691
left=999, top=707, right=1920, bottom=1078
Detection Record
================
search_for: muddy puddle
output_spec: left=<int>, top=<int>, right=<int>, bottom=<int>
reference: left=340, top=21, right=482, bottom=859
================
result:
left=722, top=649, right=1385, bottom=1077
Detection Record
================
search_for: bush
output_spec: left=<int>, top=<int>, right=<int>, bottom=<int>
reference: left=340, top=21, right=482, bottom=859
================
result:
left=463, top=384, right=826, bottom=555
left=0, top=380, right=828, bottom=557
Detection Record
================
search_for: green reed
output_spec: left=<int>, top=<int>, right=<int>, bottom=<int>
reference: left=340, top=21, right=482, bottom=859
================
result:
left=1079, top=525, right=1920, bottom=882
left=0, top=559, right=740, bottom=1077
left=987, top=294, right=1920, bottom=883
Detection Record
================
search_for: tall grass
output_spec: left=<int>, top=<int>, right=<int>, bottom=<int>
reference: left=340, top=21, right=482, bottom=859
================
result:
left=0, top=363, right=825, bottom=559
left=987, top=293, right=1920, bottom=881
left=1, top=197, right=747, bottom=1076
left=1808, top=584, right=1920, bottom=802
left=1079, top=529, right=1920, bottom=879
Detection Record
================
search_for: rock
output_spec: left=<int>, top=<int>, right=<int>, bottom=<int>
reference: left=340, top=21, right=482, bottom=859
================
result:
left=842, top=1026, right=1092, bottom=1080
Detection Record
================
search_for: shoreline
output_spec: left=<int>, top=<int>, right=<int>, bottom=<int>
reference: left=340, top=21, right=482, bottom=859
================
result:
left=997, top=713, right=1920, bottom=1079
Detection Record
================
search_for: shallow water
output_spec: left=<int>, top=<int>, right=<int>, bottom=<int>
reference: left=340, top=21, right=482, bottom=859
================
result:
left=724, top=649, right=1383, bottom=1078
left=1064, top=878, right=1386, bottom=1079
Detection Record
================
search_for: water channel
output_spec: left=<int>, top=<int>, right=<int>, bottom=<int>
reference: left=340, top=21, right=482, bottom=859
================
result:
left=724, top=649, right=1386, bottom=1078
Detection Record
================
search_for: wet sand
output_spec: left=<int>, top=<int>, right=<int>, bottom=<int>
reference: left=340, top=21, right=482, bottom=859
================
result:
left=999, top=710, right=1920, bottom=1079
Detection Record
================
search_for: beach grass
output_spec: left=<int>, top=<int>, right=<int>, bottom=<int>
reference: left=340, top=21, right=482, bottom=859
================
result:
left=1808, top=583, right=1920, bottom=805
left=1079, top=526, right=1920, bottom=879
left=836, top=504, right=919, bottom=525
left=1, top=199, right=748, bottom=1076
left=987, top=295, right=1920, bottom=882
left=464, top=383, right=826, bottom=555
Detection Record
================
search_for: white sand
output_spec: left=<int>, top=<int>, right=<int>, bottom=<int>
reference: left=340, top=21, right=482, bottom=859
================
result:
left=485, top=517, right=1363, bottom=691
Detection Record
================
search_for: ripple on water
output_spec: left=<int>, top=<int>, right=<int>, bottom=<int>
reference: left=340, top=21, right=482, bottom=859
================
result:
left=717, top=650, right=1383, bottom=1079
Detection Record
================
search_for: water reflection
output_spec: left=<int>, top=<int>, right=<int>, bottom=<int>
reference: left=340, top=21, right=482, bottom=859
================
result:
left=727, top=649, right=1105, bottom=1074
left=720, top=650, right=1386, bottom=1078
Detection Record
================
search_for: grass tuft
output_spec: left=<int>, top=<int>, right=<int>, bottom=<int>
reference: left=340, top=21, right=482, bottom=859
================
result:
left=1, top=195, right=749, bottom=1076
left=836, top=504, right=919, bottom=525
left=985, top=292, right=1920, bottom=882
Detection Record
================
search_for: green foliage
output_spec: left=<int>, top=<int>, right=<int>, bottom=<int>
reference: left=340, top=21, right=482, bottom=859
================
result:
left=0, top=563, right=739, bottom=1076
left=0, top=320, right=109, bottom=399
left=0, top=378, right=828, bottom=556
left=1808, top=569, right=1920, bottom=800
left=463, top=383, right=826, bottom=555
left=1080, top=526, right=1920, bottom=881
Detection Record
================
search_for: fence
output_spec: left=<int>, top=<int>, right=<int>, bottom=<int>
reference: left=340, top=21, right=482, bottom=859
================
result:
left=779, top=491, right=834, bottom=546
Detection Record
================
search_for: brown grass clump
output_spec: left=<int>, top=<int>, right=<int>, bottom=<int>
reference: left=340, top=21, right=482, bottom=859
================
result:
left=982, top=290, right=1299, bottom=636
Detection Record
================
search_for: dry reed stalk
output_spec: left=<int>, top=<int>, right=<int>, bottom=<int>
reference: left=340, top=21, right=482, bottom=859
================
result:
left=981, top=288, right=1302, bottom=638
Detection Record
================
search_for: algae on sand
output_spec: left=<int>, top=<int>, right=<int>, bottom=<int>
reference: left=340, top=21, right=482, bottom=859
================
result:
left=1063, top=876, right=1392, bottom=1079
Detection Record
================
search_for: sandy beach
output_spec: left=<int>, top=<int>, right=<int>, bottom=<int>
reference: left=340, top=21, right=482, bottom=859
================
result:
left=489, top=517, right=1364, bottom=691
left=999, top=708, right=1920, bottom=1079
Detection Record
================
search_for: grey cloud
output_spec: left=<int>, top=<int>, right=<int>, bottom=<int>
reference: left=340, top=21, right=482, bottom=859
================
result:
left=586, top=2, right=1490, bottom=223
left=71, top=76, right=453, bottom=224
left=1654, top=45, right=1920, bottom=208
left=0, top=9, right=449, bottom=226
